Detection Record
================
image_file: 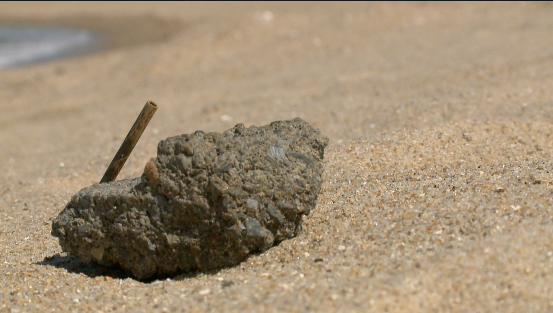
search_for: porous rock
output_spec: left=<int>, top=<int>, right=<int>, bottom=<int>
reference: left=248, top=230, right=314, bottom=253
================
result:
left=52, top=118, right=328, bottom=279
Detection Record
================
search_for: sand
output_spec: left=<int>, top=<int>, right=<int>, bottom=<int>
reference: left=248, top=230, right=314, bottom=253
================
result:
left=1, top=2, right=553, bottom=312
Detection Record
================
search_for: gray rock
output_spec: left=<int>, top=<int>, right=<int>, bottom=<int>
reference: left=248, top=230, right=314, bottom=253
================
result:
left=51, top=118, right=328, bottom=280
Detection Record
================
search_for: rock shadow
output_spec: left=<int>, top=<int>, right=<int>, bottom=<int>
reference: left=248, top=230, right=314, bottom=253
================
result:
left=35, top=253, right=226, bottom=283
left=36, top=253, right=131, bottom=280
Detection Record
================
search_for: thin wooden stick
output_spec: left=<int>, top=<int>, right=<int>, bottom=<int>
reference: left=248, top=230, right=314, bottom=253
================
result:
left=100, top=100, right=158, bottom=183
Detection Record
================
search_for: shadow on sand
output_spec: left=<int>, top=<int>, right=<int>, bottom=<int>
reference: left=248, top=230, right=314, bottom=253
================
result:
left=35, top=253, right=131, bottom=280
left=35, top=253, right=225, bottom=283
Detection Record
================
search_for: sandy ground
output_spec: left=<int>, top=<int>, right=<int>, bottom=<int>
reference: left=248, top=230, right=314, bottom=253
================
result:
left=2, top=2, right=553, bottom=312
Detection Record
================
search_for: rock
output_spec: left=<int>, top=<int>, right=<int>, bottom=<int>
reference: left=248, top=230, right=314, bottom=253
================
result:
left=51, top=118, right=329, bottom=280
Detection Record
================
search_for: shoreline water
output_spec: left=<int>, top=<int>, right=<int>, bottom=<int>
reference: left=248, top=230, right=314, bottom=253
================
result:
left=0, top=25, right=104, bottom=69
left=0, top=14, right=184, bottom=69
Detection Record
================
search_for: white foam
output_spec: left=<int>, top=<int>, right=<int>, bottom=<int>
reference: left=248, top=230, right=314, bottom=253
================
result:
left=0, top=26, right=101, bottom=68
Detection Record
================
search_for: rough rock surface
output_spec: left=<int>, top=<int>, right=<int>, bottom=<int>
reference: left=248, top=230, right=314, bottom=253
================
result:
left=52, top=118, right=328, bottom=280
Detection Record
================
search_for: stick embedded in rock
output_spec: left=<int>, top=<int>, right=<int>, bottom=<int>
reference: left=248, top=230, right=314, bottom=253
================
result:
left=100, top=100, right=158, bottom=183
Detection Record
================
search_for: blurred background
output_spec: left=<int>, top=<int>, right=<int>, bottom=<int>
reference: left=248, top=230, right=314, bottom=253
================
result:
left=1, top=2, right=553, bottom=185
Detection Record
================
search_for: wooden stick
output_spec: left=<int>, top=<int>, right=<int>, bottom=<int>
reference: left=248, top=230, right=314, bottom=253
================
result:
left=100, top=100, right=158, bottom=183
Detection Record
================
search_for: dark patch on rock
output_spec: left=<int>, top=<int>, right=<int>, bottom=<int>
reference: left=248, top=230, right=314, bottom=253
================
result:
left=51, top=118, right=328, bottom=280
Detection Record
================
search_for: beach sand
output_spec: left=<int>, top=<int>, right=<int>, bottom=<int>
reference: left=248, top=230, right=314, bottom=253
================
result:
left=1, top=2, right=553, bottom=312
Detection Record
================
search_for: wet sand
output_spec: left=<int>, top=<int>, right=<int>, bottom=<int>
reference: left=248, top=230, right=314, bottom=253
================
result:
left=1, top=2, right=553, bottom=312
